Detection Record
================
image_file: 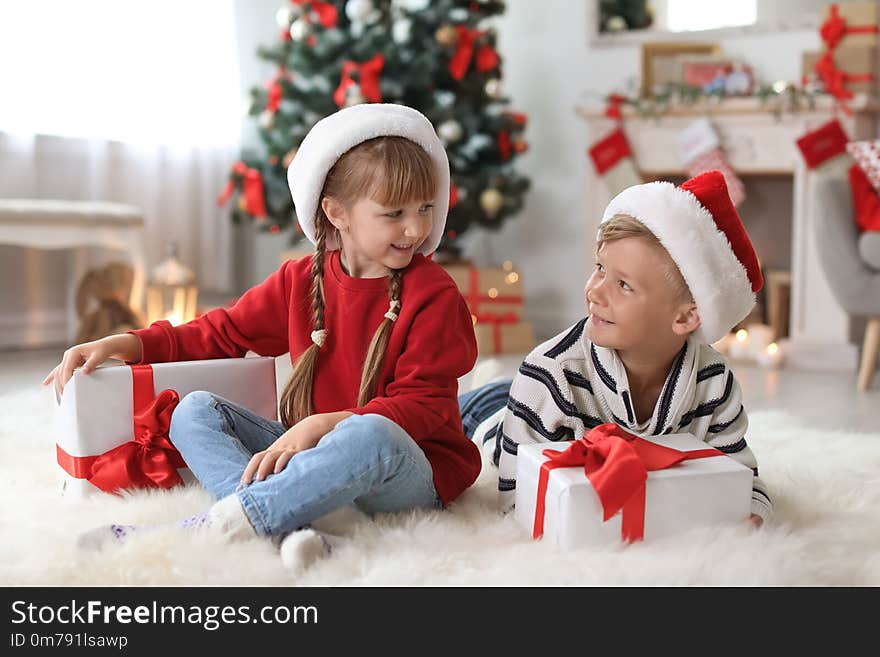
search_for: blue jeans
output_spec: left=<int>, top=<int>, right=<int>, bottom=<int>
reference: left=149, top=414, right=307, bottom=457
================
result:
left=457, top=379, right=513, bottom=445
left=168, top=391, right=442, bottom=538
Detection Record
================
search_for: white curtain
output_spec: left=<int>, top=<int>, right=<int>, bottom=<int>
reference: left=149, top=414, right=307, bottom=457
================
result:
left=0, top=0, right=244, bottom=293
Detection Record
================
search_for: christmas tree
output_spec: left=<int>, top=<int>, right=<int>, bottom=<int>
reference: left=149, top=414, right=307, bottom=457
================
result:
left=219, top=0, right=530, bottom=259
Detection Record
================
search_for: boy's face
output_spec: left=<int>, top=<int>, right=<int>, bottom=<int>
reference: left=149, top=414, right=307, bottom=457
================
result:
left=585, top=237, right=697, bottom=350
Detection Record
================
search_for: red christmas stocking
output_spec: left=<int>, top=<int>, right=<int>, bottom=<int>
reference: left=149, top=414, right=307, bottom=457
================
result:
left=677, top=117, right=746, bottom=206
left=588, top=128, right=641, bottom=196
left=795, top=118, right=852, bottom=175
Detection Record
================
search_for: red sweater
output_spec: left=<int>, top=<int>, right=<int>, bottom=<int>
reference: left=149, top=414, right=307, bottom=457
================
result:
left=130, top=250, right=481, bottom=505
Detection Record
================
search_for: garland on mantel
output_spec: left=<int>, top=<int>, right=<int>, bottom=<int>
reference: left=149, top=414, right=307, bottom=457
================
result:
left=598, top=81, right=824, bottom=122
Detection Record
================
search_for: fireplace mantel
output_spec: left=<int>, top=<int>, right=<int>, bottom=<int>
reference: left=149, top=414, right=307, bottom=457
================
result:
left=577, top=95, right=879, bottom=371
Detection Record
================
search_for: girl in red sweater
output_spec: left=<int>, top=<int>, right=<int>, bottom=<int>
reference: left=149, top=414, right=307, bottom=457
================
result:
left=44, top=104, right=481, bottom=572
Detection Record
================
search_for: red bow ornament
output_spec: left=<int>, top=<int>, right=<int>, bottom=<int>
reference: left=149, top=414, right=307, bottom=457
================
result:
left=334, top=53, right=384, bottom=107
left=448, top=26, right=499, bottom=81
left=293, top=0, right=338, bottom=28
left=56, top=365, right=188, bottom=494
left=217, top=162, right=268, bottom=219
left=533, top=423, right=722, bottom=543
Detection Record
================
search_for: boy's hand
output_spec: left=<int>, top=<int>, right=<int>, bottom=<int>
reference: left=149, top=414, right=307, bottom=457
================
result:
left=241, top=411, right=354, bottom=485
left=749, top=513, right=763, bottom=528
left=42, top=333, right=142, bottom=399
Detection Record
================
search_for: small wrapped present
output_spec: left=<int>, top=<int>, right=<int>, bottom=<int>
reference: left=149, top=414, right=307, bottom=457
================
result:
left=803, top=46, right=879, bottom=98
left=820, top=2, right=880, bottom=50
left=55, top=357, right=278, bottom=497
left=474, top=318, right=535, bottom=355
left=514, top=424, right=752, bottom=548
left=443, top=265, right=524, bottom=318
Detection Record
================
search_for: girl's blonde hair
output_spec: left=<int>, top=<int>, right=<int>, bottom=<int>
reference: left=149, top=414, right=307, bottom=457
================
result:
left=596, top=214, right=693, bottom=304
left=279, top=136, right=438, bottom=428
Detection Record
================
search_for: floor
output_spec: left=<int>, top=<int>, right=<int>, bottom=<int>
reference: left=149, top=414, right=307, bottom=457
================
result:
left=4, top=346, right=879, bottom=433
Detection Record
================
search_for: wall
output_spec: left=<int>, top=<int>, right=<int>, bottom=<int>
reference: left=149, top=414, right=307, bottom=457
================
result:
left=465, top=0, right=821, bottom=341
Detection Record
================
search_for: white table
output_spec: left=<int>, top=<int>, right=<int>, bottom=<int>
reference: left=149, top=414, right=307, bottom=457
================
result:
left=0, top=199, right=146, bottom=344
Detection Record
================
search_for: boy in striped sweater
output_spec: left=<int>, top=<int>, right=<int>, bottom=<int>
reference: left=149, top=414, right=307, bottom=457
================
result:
left=462, top=170, right=771, bottom=526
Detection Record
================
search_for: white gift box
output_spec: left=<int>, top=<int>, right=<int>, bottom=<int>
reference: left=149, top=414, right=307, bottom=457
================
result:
left=514, top=433, right=753, bottom=549
left=55, top=356, right=278, bottom=497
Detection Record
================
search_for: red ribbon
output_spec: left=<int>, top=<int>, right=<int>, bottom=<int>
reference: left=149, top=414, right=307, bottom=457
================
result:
left=448, top=26, right=499, bottom=81
left=533, top=423, right=722, bottom=543
left=605, top=93, right=626, bottom=121
left=449, top=183, right=460, bottom=208
left=814, top=52, right=875, bottom=116
left=264, top=68, right=291, bottom=113
left=217, top=162, right=267, bottom=218
left=497, top=130, right=511, bottom=161
left=293, top=0, right=338, bottom=28
left=820, top=4, right=879, bottom=51
left=56, top=365, right=187, bottom=494
left=334, top=53, right=384, bottom=107
left=475, top=311, right=518, bottom=354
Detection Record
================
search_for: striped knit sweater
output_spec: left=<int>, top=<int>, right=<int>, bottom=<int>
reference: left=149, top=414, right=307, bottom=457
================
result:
left=475, top=317, right=773, bottom=522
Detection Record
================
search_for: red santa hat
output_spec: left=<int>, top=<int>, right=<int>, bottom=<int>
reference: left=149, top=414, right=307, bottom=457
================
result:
left=287, top=103, right=450, bottom=255
left=600, top=170, right=763, bottom=344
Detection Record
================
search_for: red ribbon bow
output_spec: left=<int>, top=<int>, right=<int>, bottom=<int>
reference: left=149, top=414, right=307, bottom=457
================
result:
left=293, top=0, right=338, bottom=28
left=334, top=53, right=384, bottom=107
left=217, top=161, right=267, bottom=218
left=264, top=68, right=291, bottom=113
left=533, top=423, right=721, bottom=543
left=820, top=4, right=879, bottom=51
left=56, top=365, right=187, bottom=494
left=448, top=26, right=499, bottom=81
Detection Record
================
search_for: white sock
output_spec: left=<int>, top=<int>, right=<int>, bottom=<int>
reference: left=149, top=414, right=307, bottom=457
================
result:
left=279, top=528, right=341, bottom=575
left=77, top=494, right=256, bottom=550
left=206, top=493, right=258, bottom=542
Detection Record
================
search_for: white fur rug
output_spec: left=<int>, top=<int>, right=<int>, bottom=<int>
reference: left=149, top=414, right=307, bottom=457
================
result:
left=2, top=384, right=879, bottom=586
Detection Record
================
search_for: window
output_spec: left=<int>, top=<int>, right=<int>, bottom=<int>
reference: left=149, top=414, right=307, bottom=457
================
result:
left=0, top=0, right=242, bottom=147
left=666, top=0, right=757, bottom=33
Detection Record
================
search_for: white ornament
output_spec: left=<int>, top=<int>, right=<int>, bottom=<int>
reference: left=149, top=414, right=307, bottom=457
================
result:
left=485, top=78, right=502, bottom=99
left=289, top=19, right=309, bottom=41
left=393, top=0, right=430, bottom=11
left=259, top=110, right=274, bottom=129
left=392, top=18, right=412, bottom=43
left=275, top=7, right=294, bottom=27
left=479, top=188, right=504, bottom=218
left=437, top=119, right=463, bottom=144
left=346, top=0, right=381, bottom=24
left=344, top=86, right=366, bottom=107
left=434, top=91, right=456, bottom=108
left=605, top=16, right=627, bottom=32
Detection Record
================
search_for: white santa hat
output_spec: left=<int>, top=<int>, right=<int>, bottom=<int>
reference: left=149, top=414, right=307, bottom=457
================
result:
left=600, top=170, right=763, bottom=344
left=286, top=103, right=450, bottom=255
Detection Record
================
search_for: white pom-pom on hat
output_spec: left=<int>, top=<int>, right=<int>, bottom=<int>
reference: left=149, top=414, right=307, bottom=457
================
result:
left=287, top=103, right=450, bottom=256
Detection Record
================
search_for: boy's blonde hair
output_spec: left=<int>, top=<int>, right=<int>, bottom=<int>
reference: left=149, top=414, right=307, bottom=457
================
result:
left=278, top=136, right=438, bottom=428
left=596, top=214, right=693, bottom=304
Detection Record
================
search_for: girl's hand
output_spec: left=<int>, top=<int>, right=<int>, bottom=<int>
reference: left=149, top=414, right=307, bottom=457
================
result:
left=240, top=411, right=354, bottom=485
left=749, top=513, right=763, bottom=528
left=42, top=333, right=143, bottom=399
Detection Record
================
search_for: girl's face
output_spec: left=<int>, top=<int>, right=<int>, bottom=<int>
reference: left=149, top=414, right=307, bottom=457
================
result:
left=323, top=195, right=434, bottom=278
